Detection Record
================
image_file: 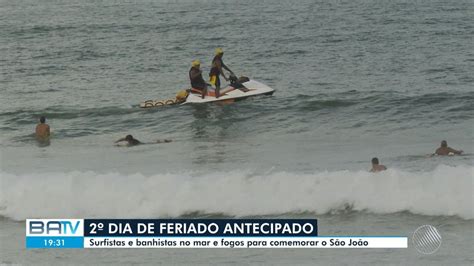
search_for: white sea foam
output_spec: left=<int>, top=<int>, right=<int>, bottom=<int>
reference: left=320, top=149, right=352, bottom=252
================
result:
left=0, top=165, right=472, bottom=220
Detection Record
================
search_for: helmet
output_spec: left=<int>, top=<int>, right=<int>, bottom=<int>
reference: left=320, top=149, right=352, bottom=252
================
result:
left=215, top=48, right=224, bottom=55
left=192, top=59, right=200, bottom=67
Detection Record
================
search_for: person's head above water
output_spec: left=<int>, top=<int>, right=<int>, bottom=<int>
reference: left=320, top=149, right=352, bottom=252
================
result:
left=434, top=140, right=462, bottom=156
left=370, top=157, right=387, bottom=172
left=115, top=135, right=141, bottom=146
left=39, top=116, right=46, bottom=123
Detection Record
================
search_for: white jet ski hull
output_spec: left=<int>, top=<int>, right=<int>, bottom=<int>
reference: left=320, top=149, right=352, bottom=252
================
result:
left=184, top=80, right=274, bottom=104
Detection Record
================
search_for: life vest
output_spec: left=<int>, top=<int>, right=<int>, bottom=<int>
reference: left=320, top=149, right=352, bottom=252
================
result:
left=189, top=67, right=206, bottom=89
left=209, top=55, right=223, bottom=77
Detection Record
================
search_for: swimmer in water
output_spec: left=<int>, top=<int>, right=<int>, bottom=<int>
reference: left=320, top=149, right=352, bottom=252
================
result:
left=115, top=135, right=172, bottom=147
left=35, top=116, right=50, bottom=141
left=370, top=157, right=387, bottom=172
left=434, top=140, right=463, bottom=156
left=116, top=135, right=141, bottom=146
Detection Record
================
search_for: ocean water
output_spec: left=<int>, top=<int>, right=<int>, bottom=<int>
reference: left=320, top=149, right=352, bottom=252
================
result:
left=0, top=0, right=473, bottom=264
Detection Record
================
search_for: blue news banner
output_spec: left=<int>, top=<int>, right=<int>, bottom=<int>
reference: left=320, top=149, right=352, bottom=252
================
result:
left=26, top=219, right=407, bottom=249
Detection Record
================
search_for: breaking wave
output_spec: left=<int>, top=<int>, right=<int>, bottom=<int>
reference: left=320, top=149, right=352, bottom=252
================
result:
left=0, top=164, right=472, bottom=221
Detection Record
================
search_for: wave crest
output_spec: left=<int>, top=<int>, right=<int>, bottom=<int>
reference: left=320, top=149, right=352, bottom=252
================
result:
left=0, top=165, right=472, bottom=220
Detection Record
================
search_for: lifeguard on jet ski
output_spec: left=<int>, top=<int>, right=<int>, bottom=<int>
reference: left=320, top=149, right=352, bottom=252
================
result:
left=139, top=48, right=274, bottom=108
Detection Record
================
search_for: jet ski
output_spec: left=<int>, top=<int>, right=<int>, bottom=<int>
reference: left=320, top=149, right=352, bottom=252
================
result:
left=139, top=76, right=274, bottom=108
left=184, top=77, right=275, bottom=104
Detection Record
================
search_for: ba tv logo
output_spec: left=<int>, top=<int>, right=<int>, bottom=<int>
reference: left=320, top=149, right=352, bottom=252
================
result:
left=26, top=219, right=83, bottom=236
